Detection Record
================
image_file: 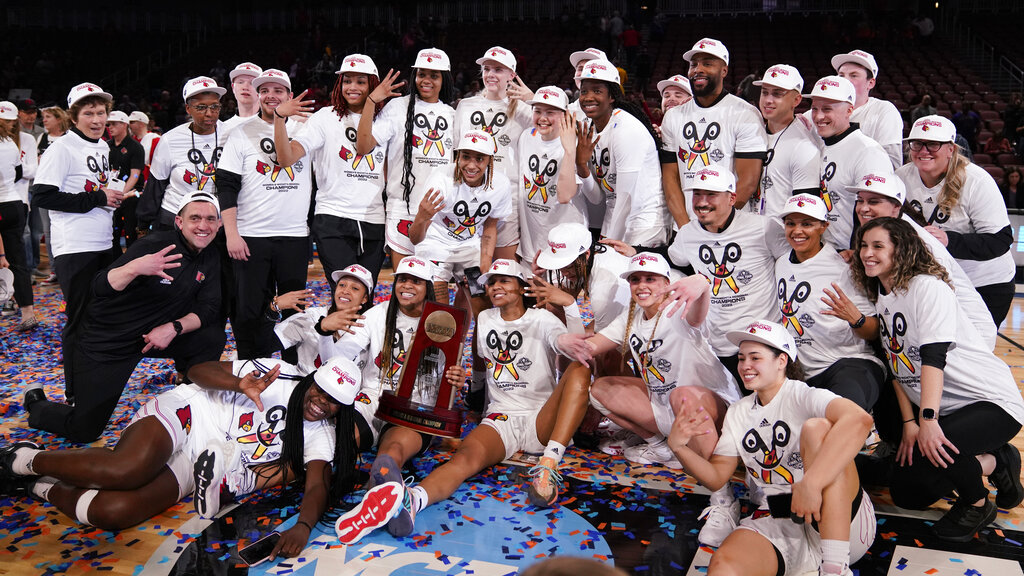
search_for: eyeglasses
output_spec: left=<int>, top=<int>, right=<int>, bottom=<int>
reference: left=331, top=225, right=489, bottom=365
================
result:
left=190, top=104, right=222, bottom=113
left=908, top=140, right=946, bottom=153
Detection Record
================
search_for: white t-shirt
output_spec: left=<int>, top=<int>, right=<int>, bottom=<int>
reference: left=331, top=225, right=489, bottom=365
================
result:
left=218, top=117, right=311, bottom=237
left=897, top=161, right=1016, bottom=287
left=477, top=307, right=567, bottom=415
left=415, top=173, right=513, bottom=261
left=661, top=93, right=768, bottom=220
left=851, top=97, right=904, bottom=168
left=149, top=120, right=226, bottom=214
left=454, top=95, right=531, bottom=179
left=774, top=248, right=882, bottom=376
left=875, top=275, right=1024, bottom=424
left=295, top=107, right=387, bottom=223
left=273, top=305, right=366, bottom=376
left=138, top=132, right=160, bottom=166
left=0, top=138, right=21, bottom=204
left=32, top=129, right=113, bottom=257
left=13, top=132, right=38, bottom=204
left=516, top=128, right=586, bottom=263
left=715, top=379, right=839, bottom=499
left=818, top=128, right=892, bottom=250
left=589, top=248, right=632, bottom=333
left=600, top=306, right=741, bottom=404
left=669, top=210, right=788, bottom=355
left=748, top=119, right=821, bottom=219
left=586, top=109, right=668, bottom=243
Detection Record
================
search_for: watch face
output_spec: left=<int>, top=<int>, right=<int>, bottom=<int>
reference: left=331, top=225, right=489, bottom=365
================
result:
left=922, top=408, right=936, bottom=419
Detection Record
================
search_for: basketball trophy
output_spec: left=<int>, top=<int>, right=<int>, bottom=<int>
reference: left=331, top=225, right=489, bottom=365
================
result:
left=376, top=301, right=468, bottom=437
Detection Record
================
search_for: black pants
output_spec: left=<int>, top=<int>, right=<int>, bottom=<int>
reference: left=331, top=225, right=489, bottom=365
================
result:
left=27, top=324, right=226, bottom=443
left=890, top=401, right=1021, bottom=508
left=112, top=194, right=140, bottom=249
left=232, top=235, right=309, bottom=359
left=53, top=249, right=119, bottom=339
left=0, top=201, right=32, bottom=307
left=975, top=280, right=1014, bottom=328
left=312, top=214, right=386, bottom=290
left=806, top=358, right=883, bottom=412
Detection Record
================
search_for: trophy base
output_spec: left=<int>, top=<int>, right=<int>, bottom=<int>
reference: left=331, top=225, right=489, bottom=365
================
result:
left=376, top=394, right=463, bottom=438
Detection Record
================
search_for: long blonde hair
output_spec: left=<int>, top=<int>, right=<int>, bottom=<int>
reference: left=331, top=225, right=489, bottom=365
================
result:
left=0, top=120, right=17, bottom=147
left=935, top=146, right=969, bottom=214
left=619, top=297, right=665, bottom=378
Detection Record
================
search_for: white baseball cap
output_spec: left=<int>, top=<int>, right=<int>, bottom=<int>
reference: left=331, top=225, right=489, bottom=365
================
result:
left=67, top=82, right=113, bottom=108
left=456, top=130, right=495, bottom=155
left=394, top=256, right=435, bottom=282
left=414, top=48, right=451, bottom=72
left=578, top=59, right=620, bottom=85
left=479, top=259, right=527, bottom=285
left=684, top=166, right=737, bottom=193
left=845, top=173, right=905, bottom=204
left=569, top=48, right=608, bottom=68
left=179, top=190, right=221, bottom=215
left=727, top=320, right=798, bottom=360
left=0, top=101, right=18, bottom=121
left=905, top=114, right=956, bottom=143
left=753, top=64, right=804, bottom=92
left=331, top=264, right=375, bottom=294
left=475, top=46, right=517, bottom=72
left=337, top=53, right=379, bottom=77
left=128, top=111, right=149, bottom=124
left=252, top=69, right=292, bottom=92
left=657, top=75, right=692, bottom=96
left=536, top=222, right=592, bottom=270
left=831, top=49, right=879, bottom=79
left=313, top=356, right=361, bottom=406
left=526, top=86, right=569, bottom=111
left=779, top=193, right=828, bottom=222
left=182, top=76, right=226, bottom=101
left=230, top=62, right=263, bottom=81
left=804, top=75, right=855, bottom=105
left=683, top=38, right=730, bottom=66
left=620, top=252, right=672, bottom=281
left=107, top=110, right=129, bottom=124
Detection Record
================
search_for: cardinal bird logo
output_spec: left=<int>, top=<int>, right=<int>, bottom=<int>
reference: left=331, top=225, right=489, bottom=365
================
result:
left=525, top=154, right=557, bottom=203
left=680, top=121, right=722, bottom=169
left=397, top=219, right=413, bottom=238
left=880, top=312, right=915, bottom=375
left=444, top=200, right=492, bottom=237
left=175, top=406, right=192, bottom=434
left=183, top=169, right=212, bottom=191
left=237, top=405, right=286, bottom=461
left=486, top=330, right=523, bottom=380
left=238, top=412, right=254, bottom=432
left=255, top=159, right=296, bottom=182
left=414, top=113, right=448, bottom=157
left=698, top=242, right=742, bottom=296
left=743, top=421, right=796, bottom=484
left=629, top=335, right=666, bottom=385
left=778, top=279, right=811, bottom=336
left=339, top=145, right=376, bottom=171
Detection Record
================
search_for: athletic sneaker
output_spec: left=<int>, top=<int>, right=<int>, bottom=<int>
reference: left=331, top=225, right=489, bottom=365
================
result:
left=0, top=441, right=40, bottom=486
left=193, top=440, right=233, bottom=519
left=623, top=442, right=683, bottom=469
left=1, top=301, right=16, bottom=316
left=697, top=497, right=740, bottom=547
left=932, top=498, right=997, bottom=542
left=598, top=429, right=644, bottom=456
left=990, top=443, right=1024, bottom=510
left=525, top=457, right=564, bottom=508
left=387, top=477, right=418, bottom=537
left=363, top=454, right=403, bottom=493
left=335, top=481, right=404, bottom=544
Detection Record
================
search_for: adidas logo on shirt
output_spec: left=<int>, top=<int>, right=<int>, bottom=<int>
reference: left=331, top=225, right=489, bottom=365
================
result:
left=789, top=275, right=796, bottom=282
left=699, top=117, right=707, bottom=123
left=759, top=418, right=771, bottom=427
left=924, top=197, right=934, bottom=204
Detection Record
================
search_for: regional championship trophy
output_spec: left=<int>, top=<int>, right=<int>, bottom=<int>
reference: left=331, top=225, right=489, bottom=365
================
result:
left=375, top=301, right=468, bottom=437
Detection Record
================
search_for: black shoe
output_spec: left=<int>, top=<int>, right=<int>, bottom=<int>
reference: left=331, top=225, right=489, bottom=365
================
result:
left=855, top=451, right=894, bottom=488
left=0, top=441, right=40, bottom=485
left=932, top=499, right=997, bottom=542
left=990, top=444, right=1024, bottom=509
left=23, top=385, right=45, bottom=412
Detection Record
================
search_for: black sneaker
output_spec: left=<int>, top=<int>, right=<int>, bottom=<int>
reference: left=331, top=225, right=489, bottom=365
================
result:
left=0, top=441, right=40, bottom=484
left=932, top=499, right=997, bottom=542
left=990, top=443, right=1024, bottom=509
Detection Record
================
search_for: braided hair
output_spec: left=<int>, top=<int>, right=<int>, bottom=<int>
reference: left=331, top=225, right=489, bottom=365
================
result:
left=397, top=67, right=456, bottom=208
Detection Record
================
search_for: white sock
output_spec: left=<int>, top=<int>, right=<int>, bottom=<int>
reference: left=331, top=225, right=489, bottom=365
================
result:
left=710, top=484, right=734, bottom=506
left=409, top=485, right=428, bottom=514
left=542, top=441, right=566, bottom=465
left=32, top=476, right=57, bottom=501
left=643, top=434, right=665, bottom=446
left=820, top=539, right=849, bottom=573
left=12, top=446, right=42, bottom=476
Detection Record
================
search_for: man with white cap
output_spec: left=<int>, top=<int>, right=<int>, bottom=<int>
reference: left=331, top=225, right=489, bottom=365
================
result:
left=750, top=64, right=821, bottom=218
left=657, top=74, right=692, bottom=114
left=223, top=62, right=263, bottom=133
left=217, top=69, right=313, bottom=360
left=832, top=49, right=903, bottom=168
left=32, top=82, right=123, bottom=354
left=106, top=110, right=145, bottom=249
left=128, top=111, right=159, bottom=183
left=140, top=76, right=227, bottom=231
left=517, top=86, right=585, bottom=269
left=661, top=38, right=767, bottom=228
left=24, top=191, right=226, bottom=443
left=806, top=75, right=892, bottom=250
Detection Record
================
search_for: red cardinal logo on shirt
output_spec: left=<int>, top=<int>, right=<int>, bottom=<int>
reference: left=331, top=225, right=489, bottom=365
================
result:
left=354, top=392, right=372, bottom=405
left=255, top=159, right=296, bottom=182
left=84, top=180, right=101, bottom=193
left=183, top=169, right=212, bottom=191
left=238, top=412, right=254, bottom=432
left=237, top=406, right=286, bottom=460
left=339, top=146, right=376, bottom=171
left=374, top=331, right=408, bottom=380
left=397, top=219, right=413, bottom=238
left=175, top=406, right=192, bottom=434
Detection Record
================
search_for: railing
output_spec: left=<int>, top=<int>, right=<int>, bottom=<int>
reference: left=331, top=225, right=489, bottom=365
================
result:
left=950, top=20, right=1024, bottom=95
left=99, top=27, right=208, bottom=96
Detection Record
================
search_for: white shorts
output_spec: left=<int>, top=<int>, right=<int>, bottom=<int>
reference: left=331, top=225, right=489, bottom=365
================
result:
left=737, top=489, right=876, bottom=574
left=496, top=208, right=520, bottom=248
left=425, top=244, right=481, bottom=282
left=385, top=215, right=416, bottom=256
left=651, top=391, right=676, bottom=438
left=623, top=223, right=669, bottom=248
left=480, top=408, right=545, bottom=460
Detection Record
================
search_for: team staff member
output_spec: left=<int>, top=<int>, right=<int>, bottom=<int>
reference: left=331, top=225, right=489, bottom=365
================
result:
left=106, top=110, right=145, bottom=250
left=661, top=38, right=767, bottom=227
left=896, top=115, right=1016, bottom=327
left=128, top=111, right=160, bottom=182
left=217, top=69, right=313, bottom=360
left=139, top=77, right=227, bottom=231
left=23, top=192, right=226, bottom=443
left=831, top=50, right=904, bottom=168
left=0, top=101, right=39, bottom=332
left=657, top=75, right=692, bottom=115
left=223, top=62, right=263, bottom=133
left=751, top=65, right=821, bottom=218
left=32, top=83, right=124, bottom=363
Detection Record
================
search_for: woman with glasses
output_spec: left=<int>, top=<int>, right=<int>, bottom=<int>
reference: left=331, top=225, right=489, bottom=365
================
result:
left=897, top=115, right=1015, bottom=326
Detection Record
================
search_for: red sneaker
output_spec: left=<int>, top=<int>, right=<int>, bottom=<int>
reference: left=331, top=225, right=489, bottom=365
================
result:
left=335, top=481, right=404, bottom=544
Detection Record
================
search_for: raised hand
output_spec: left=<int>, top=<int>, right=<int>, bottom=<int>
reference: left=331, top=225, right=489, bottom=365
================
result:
left=275, top=89, right=316, bottom=119
left=417, top=188, right=446, bottom=220
left=369, top=69, right=407, bottom=105
left=238, top=363, right=281, bottom=412
left=527, top=275, right=575, bottom=308
left=131, top=244, right=182, bottom=281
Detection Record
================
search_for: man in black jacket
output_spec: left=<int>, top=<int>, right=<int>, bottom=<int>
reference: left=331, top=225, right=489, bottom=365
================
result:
left=24, top=192, right=226, bottom=443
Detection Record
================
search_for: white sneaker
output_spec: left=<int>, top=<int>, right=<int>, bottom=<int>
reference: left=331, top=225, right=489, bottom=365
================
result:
left=598, top=429, right=644, bottom=456
left=193, top=440, right=234, bottom=519
left=622, top=442, right=683, bottom=469
left=697, top=497, right=740, bottom=547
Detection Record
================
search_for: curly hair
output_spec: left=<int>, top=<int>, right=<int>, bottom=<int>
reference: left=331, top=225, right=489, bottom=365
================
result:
left=328, top=72, right=382, bottom=121
left=849, top=217, right=951, bottom=303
